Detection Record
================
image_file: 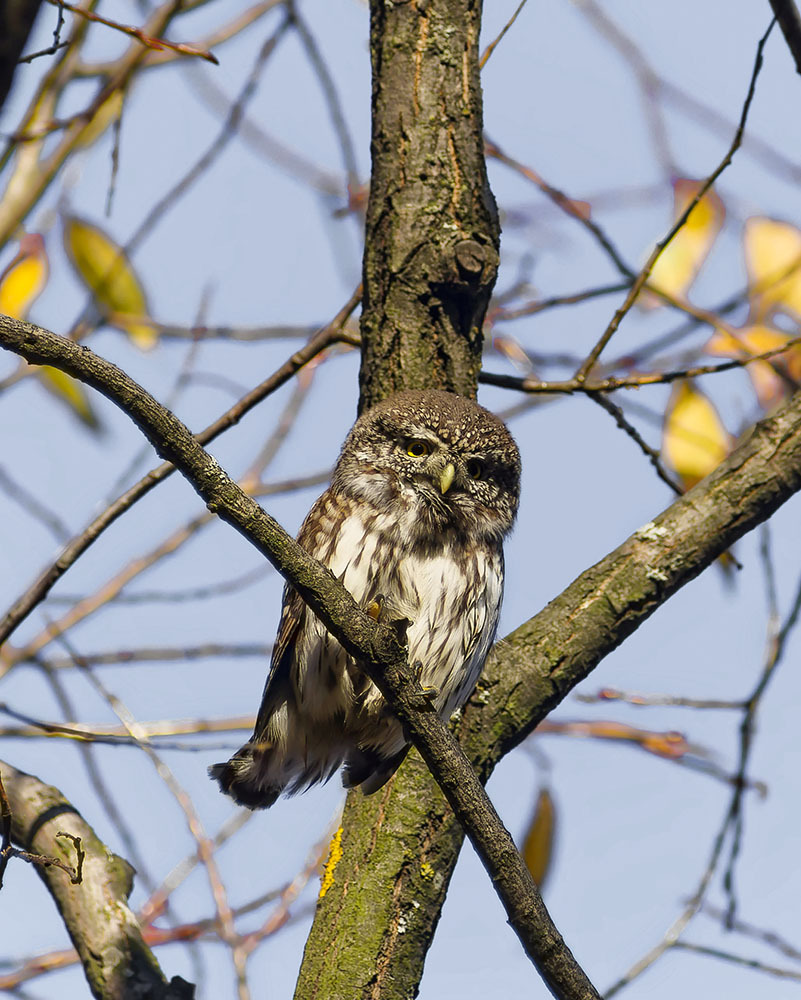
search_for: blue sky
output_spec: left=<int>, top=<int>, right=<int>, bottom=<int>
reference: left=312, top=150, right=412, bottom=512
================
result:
left=2, top=2, right=801, bottom=997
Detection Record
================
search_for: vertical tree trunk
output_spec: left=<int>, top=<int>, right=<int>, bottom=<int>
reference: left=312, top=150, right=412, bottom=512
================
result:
left=358, top=0, right=499, bottom=411
left=0, top=0, right=43, bottom=111
left=295, top=1, right=497, bottom=996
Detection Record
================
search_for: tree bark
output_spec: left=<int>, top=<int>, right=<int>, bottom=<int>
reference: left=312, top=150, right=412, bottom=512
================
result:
left=301, top=1, right=500, bottom=988
left=0, top=760, right=193, bottom=1000
left=358, top=0, right=498, bottom=410
left=0, top=312, right=602, bottom=1000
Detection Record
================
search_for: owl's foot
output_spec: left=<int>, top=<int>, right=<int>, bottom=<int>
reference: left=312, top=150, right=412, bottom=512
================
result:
left=366, top=595, right=386, bottom=621
left=367, top=596, right=411, bottom=645
left=407, top=659, right=439, bottom=710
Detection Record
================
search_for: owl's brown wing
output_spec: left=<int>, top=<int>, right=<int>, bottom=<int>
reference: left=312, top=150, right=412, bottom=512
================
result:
left=253, top=584, right=305, bottom=733
left=253, top=490, right=335, bottom=731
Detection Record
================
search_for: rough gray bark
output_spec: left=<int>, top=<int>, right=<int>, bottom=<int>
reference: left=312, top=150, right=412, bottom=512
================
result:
left=4, top=294, right=801, bottom=998
left=358, top=0, right=499, bottom=410
left=0, top=760, right=193, bottom=1000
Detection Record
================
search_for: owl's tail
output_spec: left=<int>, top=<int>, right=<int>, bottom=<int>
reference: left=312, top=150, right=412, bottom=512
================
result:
left=342, top=745, right=410, bottom=794
left=209, top=704, right=347, bottom=808
left=208, top=747, right=283, bottom=810
left=210, top=691, right=412, bottom=807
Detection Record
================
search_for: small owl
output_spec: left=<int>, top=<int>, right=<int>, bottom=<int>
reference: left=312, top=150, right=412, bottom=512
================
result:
left=210, top=389, right=520, bottom=808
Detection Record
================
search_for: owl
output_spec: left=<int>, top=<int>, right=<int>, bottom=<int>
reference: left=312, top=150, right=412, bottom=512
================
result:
left=210, top=389, right=520, bottom=808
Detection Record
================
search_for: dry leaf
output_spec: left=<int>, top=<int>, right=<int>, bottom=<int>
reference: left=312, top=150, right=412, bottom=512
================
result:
left=521, top=787, right=555, bottom=889
left=744, top=217, right=801, bottom=321
left=705, top=324, right=800, bottom=410
left=538, top=719, right=695, bottom=760
left=0, top=234, right=100, bottom=429
left=77, top=90, right=124, bottom=149
left=64, top=216, right=157, bottom=349
left=662, top=381, right=730, bottom=489
left=0, top=233, right=48, bottom=318
left=643, top=178, right=724, bottom=307
left=38, top=366, right=100, bottom=429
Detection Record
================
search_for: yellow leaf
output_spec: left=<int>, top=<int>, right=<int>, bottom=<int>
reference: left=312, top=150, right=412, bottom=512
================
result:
left=705, top=324, right=800, bottom=410
left=743, top=217, right=801, bottom=320
left=0, top=234, right=48, bottom=319
left=662, top=381, right=730, bottom=489
left=643, top=178, right=724, bottom=307
left=37, top=365, right=100, bottom=430
left=64, top=216, right=157, bottom=350
left=521, top=787, right=556, bottom=889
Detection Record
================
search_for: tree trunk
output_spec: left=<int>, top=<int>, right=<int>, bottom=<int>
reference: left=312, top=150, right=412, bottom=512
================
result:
left=358, top=0, right=498, bottom=411
left=296, top=1, right=498, bottom=995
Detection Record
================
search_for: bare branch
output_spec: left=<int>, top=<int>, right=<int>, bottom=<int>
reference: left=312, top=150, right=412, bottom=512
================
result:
left=0, top=760, right=194, bottom=999
left=0, top=314, right=603, bottom=1000
left=768, top=0, right=801, bottom=75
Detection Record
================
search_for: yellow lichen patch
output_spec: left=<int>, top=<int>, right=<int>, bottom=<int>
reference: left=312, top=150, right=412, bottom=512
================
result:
left=319, top=826, right=344, bottom=899
left=420, top=862, right=435, bottom=881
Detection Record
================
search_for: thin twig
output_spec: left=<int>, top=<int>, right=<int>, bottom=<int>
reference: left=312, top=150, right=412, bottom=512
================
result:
left=479, top=0, right=530, bottom=69
left=723, top=552, right=801, bottom=925
left=588, top=392, right=682, bottom=493
left=699, top=901, right=801, bottom=963
left=671, top=940, right=801, bottom=981
left=53, top=632, right=250, bottom=999
left=0, top=465, right=71, bottom=543
left=490, top=281, right=631, bottom=321
left=480, top=333, right=801, bottom=394
left=575, top=687, right=747, bottom=710
left=288, top=2, right=360, bottom=194
left=0, top=311, right=605, bottom=1000
left=46, top=0, right=219, bottom=63
left=45, top=567, right=271, bottom=606
left=486, top=136, right=634, bottom=280
left=605, top=515, right=801, bottom=996
left=574, top=19, right=774, bottom=382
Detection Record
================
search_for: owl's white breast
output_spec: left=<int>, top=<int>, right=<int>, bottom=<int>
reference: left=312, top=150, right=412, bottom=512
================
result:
left=302, top=508, right=504, bottom=722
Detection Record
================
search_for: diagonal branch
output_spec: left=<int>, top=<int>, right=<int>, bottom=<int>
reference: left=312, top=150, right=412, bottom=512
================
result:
left=0, top=313, right=602, bottom=1000
left=297, top=396, right=801, bottom=996
left=0, top=759, right=193, bottom=999
left=6, top=320, right=801, bottom=997
left=0, top=286, right=360, bottom=656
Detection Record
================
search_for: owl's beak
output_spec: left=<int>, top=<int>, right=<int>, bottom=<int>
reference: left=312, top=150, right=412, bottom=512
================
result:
left=439, top=463, right=456, bottom=494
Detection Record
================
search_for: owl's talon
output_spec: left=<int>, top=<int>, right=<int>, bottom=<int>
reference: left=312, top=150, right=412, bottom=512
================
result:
left=367, top=595, right=386, bottom=621
left=407, top=660, right=439, bottom=709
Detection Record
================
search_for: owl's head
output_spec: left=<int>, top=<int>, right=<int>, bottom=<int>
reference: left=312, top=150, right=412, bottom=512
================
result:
left=332, top=389, right=521, bottom=545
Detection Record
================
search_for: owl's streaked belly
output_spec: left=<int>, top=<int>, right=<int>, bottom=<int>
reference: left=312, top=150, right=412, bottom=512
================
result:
left=293, top=510, right=504, bottom=756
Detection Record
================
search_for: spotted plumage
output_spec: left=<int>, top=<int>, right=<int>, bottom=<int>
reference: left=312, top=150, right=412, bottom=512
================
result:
left=210, top=389, right=521, bottom=808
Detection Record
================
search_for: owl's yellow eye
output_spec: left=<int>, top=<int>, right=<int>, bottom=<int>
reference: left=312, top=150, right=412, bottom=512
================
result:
left=466, top=459, right=483, bottom=480
left=406, top=439, right=431, bottom=458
